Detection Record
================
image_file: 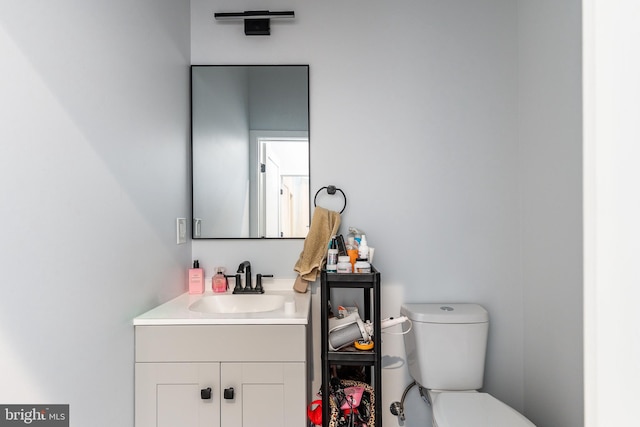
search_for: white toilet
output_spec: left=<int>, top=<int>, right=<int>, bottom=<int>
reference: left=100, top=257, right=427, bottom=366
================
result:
left=400, top=303, right=535, bottom=427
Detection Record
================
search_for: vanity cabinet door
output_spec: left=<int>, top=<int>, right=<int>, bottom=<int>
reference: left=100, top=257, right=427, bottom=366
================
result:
left=135, top=362, right=220, bottom=427
left=220, top=362, right=306, bottom=427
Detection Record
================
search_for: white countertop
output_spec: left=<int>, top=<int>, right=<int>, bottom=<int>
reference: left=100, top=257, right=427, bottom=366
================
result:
left=133, top=279, right=311, bottom=326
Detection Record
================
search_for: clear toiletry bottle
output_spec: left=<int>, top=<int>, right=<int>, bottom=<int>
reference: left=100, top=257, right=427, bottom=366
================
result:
left=188, top=260, right=204, bottom=294
left=212, top=267, right=227, bottom=293
left=349, top=227, right=363, bottom=246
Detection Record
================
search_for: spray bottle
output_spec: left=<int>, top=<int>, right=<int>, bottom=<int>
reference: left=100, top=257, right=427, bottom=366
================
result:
left=212, top=267, right=228, bottom=293
left=358, top=234, right=369, bottom=261
left=348, top=227, right=364, bottom=246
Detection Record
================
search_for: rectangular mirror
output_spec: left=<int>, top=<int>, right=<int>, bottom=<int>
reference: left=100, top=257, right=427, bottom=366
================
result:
left=191, top=65, right=310, bottom=239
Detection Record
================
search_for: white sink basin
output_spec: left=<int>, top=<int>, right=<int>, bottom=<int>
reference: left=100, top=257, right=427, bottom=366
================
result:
left=189, top=294, right=286, bottom=314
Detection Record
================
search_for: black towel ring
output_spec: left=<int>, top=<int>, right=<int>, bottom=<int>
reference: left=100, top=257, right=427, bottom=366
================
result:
left=313, top=185, right=347, bottom=214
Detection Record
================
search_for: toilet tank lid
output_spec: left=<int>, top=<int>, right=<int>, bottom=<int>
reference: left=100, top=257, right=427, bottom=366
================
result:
left=400, top=303, right=489, bottom=324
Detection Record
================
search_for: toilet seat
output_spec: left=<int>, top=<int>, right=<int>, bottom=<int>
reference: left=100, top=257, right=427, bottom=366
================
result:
left=431, top=392, right=535, bottom=427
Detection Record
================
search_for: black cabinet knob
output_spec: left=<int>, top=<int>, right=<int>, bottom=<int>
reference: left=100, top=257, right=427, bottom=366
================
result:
left=224, top=387, right=235, bottom=400
left=200, top=387, right=212, bottom=400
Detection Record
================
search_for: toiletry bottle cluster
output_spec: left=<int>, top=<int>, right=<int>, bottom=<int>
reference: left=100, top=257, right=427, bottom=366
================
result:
left=326, top=227, right=373, bottom=273
left=188, top=261, right=228, bottom=294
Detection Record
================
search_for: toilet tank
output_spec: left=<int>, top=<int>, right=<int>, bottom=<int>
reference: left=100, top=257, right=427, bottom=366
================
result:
left=400, top=303, right=489, bottom=390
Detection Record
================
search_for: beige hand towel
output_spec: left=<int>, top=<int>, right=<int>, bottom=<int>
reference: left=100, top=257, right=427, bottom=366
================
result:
left=293, top=207, right=341, bottom=292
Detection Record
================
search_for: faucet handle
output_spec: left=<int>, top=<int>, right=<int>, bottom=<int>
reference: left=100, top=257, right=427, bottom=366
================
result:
left=227, top=274, right=242, bottom=293
left=255, top=274, right=273, bottom=293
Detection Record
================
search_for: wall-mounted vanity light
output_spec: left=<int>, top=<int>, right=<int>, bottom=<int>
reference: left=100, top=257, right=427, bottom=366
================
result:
left=214, top=10, right=295, bottom=36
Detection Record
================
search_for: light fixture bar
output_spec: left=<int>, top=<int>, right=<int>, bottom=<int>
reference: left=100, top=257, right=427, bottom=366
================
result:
left=214, top=10, right=295, bottom=36
left=214, top=10, right=295, bottom=20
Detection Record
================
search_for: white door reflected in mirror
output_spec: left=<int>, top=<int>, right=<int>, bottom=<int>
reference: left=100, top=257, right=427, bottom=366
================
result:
left=258, top=135, right=309, bottom=238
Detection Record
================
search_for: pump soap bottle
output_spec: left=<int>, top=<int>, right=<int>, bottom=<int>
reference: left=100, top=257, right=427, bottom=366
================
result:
left=212, top=267, right=228, bottom=293
left=189, top=260, right=204, bottom=294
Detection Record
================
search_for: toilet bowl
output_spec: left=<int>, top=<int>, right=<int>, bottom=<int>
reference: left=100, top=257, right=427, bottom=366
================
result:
left=429, top=391, right=535, bottom=427
left=401, top=303, right=535, bottom=427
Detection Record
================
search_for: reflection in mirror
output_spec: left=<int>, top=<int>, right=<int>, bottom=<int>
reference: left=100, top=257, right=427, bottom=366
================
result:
left=191, top=65, right=310, bottom=239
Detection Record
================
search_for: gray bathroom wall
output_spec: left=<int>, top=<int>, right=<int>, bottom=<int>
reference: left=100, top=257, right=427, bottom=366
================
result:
left=191, top=1, right=525, bottom=426
left=0, top=1, right=191, bottom=426
left=0, top=1, right=586, bottom=427
left=248, top=66, right=309, bottom=131
left=192, top=67, right=251, bottom=236
left=518, top=1, right=583, bottom=427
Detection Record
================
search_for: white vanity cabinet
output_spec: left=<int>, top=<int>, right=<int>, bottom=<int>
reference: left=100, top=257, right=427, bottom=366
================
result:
left=135, top=324, right=309, bottom=427
left=136, top=362, right=220, bottom=427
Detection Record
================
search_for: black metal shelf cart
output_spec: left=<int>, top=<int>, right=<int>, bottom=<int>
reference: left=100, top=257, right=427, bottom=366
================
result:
left=320, top=267, right=381, bottom=427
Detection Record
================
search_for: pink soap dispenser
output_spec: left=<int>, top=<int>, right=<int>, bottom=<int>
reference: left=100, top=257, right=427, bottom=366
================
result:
left=188, top=260, right=204, bottom=294
left=212, top=267, right=228, bottom=293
